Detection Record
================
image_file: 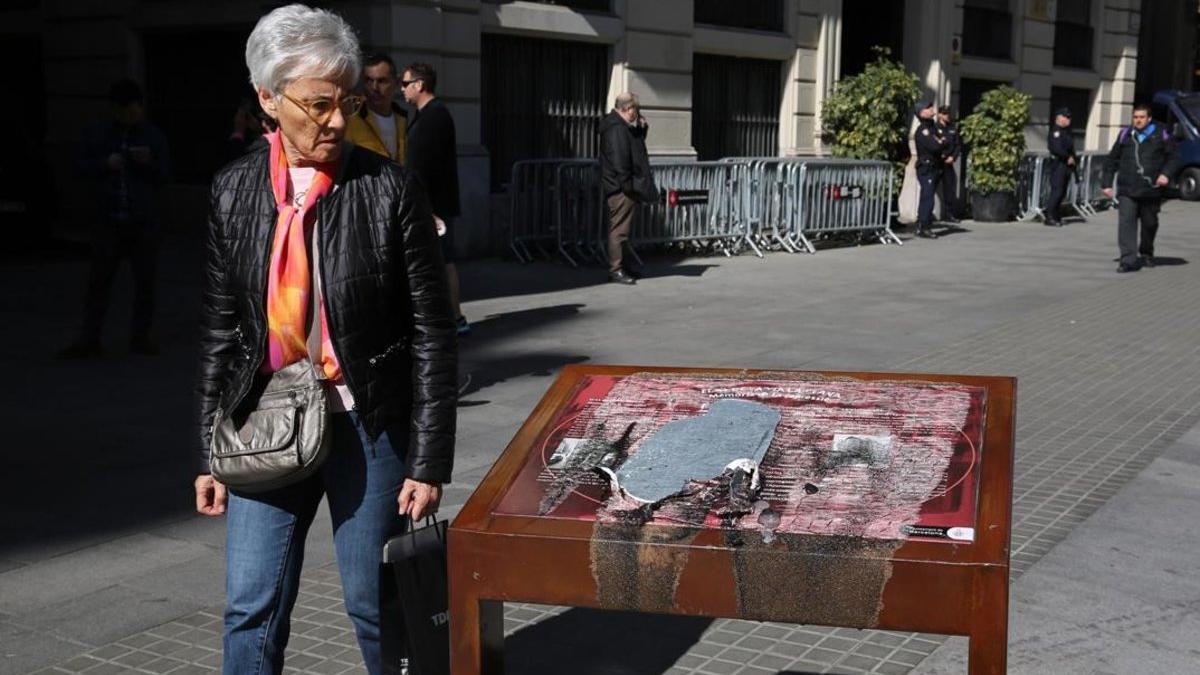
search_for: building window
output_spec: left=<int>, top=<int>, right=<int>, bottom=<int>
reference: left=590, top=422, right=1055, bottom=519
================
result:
left=1050, top=86, right=1091, bottom=142
left=483, top=0, right=610, bottom=11
left=958, top=78, right=1009, bottom=118
left=1054, top=0, right=1094, bottom=69
left=695, top=0, right=784, bottom=32
left=962, top=0, right=1013, bottom=61
left=481, top=34, right=608, bottom=191
left=692, top=54, right=782, bottom=160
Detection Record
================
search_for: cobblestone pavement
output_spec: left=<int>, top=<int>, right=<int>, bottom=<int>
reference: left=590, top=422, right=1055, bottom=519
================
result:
left=12, top=201, right=1200, bottom=675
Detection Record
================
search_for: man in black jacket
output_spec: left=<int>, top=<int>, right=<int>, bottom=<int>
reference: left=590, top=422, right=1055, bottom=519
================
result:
left=1102, top=103, right=1181, bottom=272
left=403, top=62, right=469, bottom=334
left=599, top=92, right=655, bottom=284
left=936, top=105, right=962, bottom=223
left=913, top=100, right=943, bottom=239
left=1044, top=107, right=1076, bottom=227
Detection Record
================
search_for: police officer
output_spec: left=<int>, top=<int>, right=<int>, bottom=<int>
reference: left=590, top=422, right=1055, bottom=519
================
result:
left=914, top=100, right=943, bottom=239
left=1044, top=107, right=1076, bottom=227
left=936, top=105, right=962, bottom=222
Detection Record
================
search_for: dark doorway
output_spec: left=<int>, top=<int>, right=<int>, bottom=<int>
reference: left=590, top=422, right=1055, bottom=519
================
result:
left=481, top=34, right=608, bottom=191
left=958, top=77, right=1009, bottom=118
left=143, top=26, right=256, bottom=185
left=0, top=33, right=50, bottom=248
left=692, top=54, right=782, bottom=160
left=839, top=0, right=905, bottom=77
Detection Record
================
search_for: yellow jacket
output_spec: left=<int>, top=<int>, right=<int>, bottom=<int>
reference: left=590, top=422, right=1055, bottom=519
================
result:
left=345, top=102, right=408, bottom=164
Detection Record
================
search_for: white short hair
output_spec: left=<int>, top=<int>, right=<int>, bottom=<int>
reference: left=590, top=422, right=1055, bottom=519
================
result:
left=614, top=92, right=639, bottom=111
left=245, top=4, right=361, bottom=95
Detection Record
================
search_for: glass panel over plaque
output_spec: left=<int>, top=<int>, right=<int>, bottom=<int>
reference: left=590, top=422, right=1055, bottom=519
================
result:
left=494, top=372, right=987, bottom=543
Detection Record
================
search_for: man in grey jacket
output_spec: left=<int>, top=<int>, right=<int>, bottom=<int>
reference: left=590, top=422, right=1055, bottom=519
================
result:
left=599, top=92, right=655, bottom=285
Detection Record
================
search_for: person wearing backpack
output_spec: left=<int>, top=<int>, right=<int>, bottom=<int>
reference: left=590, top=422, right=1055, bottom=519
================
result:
left=1101, top=103, right=1181, bottom=273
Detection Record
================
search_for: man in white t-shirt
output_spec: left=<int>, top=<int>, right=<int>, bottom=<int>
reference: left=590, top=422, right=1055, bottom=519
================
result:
left=346, top=53, right=408, bottom=163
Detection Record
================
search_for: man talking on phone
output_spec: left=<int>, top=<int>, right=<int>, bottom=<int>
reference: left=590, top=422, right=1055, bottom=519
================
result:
left=60, top=78, right=171, bottom=358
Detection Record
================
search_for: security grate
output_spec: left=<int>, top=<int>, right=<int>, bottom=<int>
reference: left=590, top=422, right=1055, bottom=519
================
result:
left=482, top=34, right=608, bottom=191
left=692, top=53, right=782, bottom=160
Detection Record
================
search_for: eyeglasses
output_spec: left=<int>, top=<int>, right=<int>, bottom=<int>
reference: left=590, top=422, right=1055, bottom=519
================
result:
left=281, top=91, right=365, bottom=124
left=400, top=79, right=422, bottom=88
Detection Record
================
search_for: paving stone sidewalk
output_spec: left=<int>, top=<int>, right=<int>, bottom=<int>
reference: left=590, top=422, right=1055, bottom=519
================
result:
left=6, top=201, right=1200, bottom=674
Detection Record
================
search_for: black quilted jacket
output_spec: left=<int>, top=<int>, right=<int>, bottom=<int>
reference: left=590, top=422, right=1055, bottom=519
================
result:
left=195, top=143, right=457, bottom=482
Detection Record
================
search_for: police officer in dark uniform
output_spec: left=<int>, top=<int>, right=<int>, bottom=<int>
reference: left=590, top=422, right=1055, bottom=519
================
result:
left=914, top=100, right=943, bottom=239
left=1044, top=107, right=1076, bottom=227
left=936, top=105, right=962, bottom=222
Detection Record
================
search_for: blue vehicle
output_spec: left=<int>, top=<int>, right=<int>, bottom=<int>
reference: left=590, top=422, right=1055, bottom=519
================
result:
left=1152, top=90, right=1200, bottom=200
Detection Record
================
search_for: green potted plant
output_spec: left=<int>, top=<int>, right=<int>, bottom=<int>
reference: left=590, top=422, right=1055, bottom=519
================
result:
left=821, top=47, right=920, bottom=183
left=959, top=85, right=1031, bottom=221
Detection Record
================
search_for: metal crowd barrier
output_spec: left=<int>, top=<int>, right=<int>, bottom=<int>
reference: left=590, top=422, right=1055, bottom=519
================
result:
left=508, top=156, right=904, bottom=265
left=774, top=159, right=899, bottom=253
left=1012, top=151, right=1115, bottom=223
left=633, top=160, right=752, bottom=257
left=509, top=159, right=569, bottom=262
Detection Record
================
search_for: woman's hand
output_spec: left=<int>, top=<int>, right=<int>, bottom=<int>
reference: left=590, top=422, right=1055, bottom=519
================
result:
left=195, top=474, right=228, bottom=516
left=398, top=479, right=442, bottom=520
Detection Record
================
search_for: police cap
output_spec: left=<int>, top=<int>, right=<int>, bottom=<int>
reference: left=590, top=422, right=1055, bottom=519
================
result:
left=1055, top=107, right=1072, bottom=118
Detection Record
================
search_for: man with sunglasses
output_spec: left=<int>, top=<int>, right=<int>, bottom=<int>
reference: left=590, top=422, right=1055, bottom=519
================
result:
left=402, top=62, right=468, bottom=336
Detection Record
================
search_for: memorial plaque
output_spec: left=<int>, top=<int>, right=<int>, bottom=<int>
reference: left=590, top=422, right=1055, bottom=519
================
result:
left=449, top=366, right=1015, bottom=675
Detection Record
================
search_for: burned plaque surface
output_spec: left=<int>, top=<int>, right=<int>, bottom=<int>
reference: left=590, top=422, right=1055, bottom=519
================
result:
left=495, top=372, right=986, bottom=543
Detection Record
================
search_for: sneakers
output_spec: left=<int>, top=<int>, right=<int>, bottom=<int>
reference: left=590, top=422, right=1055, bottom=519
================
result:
left=608, top=269, right=636, bottom=285
left=455, top=315, right=472, bottom=337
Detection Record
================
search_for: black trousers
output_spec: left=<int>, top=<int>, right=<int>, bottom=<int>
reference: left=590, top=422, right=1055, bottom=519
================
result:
left=1044, top=161, right=1071, bottom=222
left=1117, top=196, right=1160, bottom=266
left=938, top=162, right=961, bottom=220
left=80, top=219, right=158, bottom=342
left=917, top=163, right=941, bottom=229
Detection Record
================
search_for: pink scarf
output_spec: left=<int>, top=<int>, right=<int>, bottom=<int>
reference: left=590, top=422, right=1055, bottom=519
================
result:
left=261, top=130, right=340, bottom=379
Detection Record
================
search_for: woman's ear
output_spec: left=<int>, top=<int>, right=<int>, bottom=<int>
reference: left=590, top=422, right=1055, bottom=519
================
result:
left=257, top=88, right=279, bottom=120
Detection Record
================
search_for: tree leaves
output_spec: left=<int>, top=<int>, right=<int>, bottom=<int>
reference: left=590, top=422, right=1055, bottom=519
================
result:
left=820, top=48, right=919, bottom=182
left=960, top=86, right=1031, bottom=194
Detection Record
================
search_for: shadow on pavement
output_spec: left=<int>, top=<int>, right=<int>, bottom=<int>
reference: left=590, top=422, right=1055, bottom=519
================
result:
left=505, top=607, right=712, bottom=675
left=458, top=304, right=592, bottom=402
left=1151, top=256, right=1188, bottom=266
left=460, top=255, right=717, bottom=303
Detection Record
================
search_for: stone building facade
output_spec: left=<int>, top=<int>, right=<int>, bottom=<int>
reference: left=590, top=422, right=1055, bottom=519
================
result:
left=0, top=0, right=1170, bottom=255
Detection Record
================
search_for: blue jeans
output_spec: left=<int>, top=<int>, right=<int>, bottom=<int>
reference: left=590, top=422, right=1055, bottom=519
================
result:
left=223, top=412, right=406, bottom=674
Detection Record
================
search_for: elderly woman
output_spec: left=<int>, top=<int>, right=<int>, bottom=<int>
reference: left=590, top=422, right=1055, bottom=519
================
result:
left=192, top=5, right=456, bottom=672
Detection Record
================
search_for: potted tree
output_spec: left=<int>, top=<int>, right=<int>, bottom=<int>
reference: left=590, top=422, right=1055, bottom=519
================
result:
left=821, top=47, right=920, bottom=183
left=960, top=85, right=1031, bottom=222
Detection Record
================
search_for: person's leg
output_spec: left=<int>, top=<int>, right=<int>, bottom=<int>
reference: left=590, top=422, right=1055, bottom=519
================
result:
left=439, top=219, right=468, bottom=335
left=1044, top=163, right=1067, bottom=225
left=76, top=225, right=124, bottom=348
left=129, top=227, right=158, bottom=350
left=1116, top=196, right=1141, bottom=268
left=1138, top=198, right=1161, bottom=261
left=223, top=478, right=324, bottom=674
left=323, top=413, right=407, bottom=675
left=607, top=193, right=634, bottom=273
left=916, top=166, right=938, bottom=237
left=939, top=164, right=959, bottom=221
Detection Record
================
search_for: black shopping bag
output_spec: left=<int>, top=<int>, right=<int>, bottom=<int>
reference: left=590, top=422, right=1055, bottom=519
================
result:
left=381, top=516, right=450, bottom=675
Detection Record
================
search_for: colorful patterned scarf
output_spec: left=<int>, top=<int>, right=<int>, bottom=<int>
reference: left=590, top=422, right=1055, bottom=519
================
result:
left=262, top=130, right=341, bottom=380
